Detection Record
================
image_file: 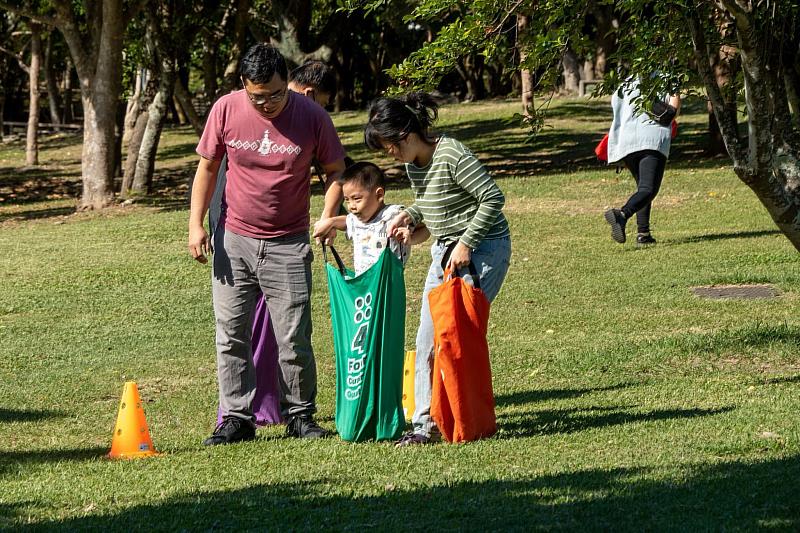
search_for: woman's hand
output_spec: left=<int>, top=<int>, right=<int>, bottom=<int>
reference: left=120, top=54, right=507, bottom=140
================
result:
left=313, top=218, right=336, bottom=245
left=447, top=242, right=472, bottom=269
left=387, top=211, right=413, bottom=239
left=394, top=226, right=413, bottom=245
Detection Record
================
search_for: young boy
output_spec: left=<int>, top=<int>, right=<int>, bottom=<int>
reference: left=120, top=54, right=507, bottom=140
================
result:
left=314, top=162, right=429, bottom=274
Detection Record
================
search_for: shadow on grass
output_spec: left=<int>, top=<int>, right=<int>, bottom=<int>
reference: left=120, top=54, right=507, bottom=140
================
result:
left=157, top=142, right=200, bottom=161
left=756, top=374, right=800, bottom=386
left=0, top=165, right=81, bottom=205
left=11, top=455, right=798, bottom=530
left=495, top=382, right=635, bottom=407
left=0, top=408, right=65, bottom=423
left=667, top=229, right=782, bottom=246
left=0, top=446, right=108, bottom=476
left=0, top=205, right=76, bottom=223
left=497, top=407, right=734, bottom=439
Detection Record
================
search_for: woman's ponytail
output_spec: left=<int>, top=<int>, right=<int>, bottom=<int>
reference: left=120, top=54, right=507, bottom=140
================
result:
left=365, top=92, right=440, bottom=150
left=400, top=92, right=439, bottom=132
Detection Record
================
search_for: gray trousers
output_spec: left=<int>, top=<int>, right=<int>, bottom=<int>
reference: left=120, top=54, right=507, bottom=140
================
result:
left=212, top=226, right=316, bottom=424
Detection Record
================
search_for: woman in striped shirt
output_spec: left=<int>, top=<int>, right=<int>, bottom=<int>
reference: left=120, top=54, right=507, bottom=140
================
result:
left=364, top=92, right=512, bottom=447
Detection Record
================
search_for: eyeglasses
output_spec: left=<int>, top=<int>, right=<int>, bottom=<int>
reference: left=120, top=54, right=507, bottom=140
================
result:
left=244, top=86, right=286, bottom=106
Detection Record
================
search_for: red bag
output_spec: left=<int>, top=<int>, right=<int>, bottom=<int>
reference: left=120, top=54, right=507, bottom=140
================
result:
left=429, top=263, right=496, bottom=443
left=595, top=133, right=609, bottom=162
left=671, top=120, right=678, bottom=139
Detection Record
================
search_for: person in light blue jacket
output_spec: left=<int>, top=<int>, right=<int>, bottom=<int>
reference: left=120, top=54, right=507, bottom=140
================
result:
left=604, top=78, right=680, bottom=246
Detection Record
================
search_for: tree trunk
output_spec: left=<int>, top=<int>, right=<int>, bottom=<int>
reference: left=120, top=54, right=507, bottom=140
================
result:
left=707, top=101, right=727, bottom=156
left=785, top=67, right=800, bottom=130
left=0, top=95, right=5, bottom=142
left=62, top=57, right=73, bottom=123
left=123, top=68, right=146, bottom=145
left=517, top=14, right=534, bottom=116
left=26, top=22, right=42, bottom=166
left=65, top=6, right=127, bottom=209
left=120, top=107, right=150, bottom=198
left=130, top=7, right=178, bottom=195
left=131, top=82, right=170, bottom=194
left=688, top=5, right=800, bottom=251
left=221, top=0, right=250, bottom=93
left=561, top=48, right=580, bottom=95
left=121, top=109, right=148, bottom=197
left=172, top=95, right=186, bottom=124
left=80, top=89, right=119, bottom=208
left=44, top=33, right=62, bottom=129
left=456, top=54, right=485, bottom=102
left=201, top=30, right=218, bottom=106
left=114, top=98, right=125, bottom=178
left=592, top=3, right=617, bottom=78
left=582, top=59, right=594, bottom=81
left=174, top=77, right=204, bottom=136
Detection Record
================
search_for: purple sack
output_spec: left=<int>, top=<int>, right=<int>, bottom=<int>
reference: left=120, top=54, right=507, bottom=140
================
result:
left=217, top=296, right=283, bottom=425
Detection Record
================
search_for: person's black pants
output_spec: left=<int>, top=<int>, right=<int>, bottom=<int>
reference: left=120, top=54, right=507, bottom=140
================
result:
left=621, top=150, right=667, bottom=234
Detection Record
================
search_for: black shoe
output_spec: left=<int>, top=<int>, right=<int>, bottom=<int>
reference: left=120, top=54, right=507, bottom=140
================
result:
left=604, top=208, right=627, bottom=243
left=203, top=416, right=256, bottom=446
left=636, top=233, right=657, bottom=247
left=286, top=415, right=330, bottom=439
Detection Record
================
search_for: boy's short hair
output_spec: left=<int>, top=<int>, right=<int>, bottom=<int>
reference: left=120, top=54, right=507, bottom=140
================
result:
left=240, top=43, right=288, bottom=84
left=289, top=60, right=337, bottom=96
left=337, top=162, right=385, bottom=190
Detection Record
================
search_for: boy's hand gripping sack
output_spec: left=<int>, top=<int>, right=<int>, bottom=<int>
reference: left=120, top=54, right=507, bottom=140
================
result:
left=324, top=244, right=406, bottom=442
left=429, top=256, right=497, bottom=443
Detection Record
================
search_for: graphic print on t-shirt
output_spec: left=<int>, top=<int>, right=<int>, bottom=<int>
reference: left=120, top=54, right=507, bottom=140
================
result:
left=346, top=204, right=411, bottom=275
left=226, top=129, right=302, bottom=157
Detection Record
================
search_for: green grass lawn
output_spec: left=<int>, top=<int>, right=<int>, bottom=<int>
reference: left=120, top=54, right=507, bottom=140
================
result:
left=1, top=97, right=798, bottom=530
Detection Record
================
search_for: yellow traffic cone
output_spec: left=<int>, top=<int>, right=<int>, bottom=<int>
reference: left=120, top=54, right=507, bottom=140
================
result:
left=108, top=381, right=159, bottom=459
left=402, top=350, right=416, bottom=420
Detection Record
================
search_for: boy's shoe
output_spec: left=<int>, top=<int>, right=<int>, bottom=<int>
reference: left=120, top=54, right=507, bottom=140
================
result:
left=604, top=208, right=627, bottom=243
left=394, top=431, right=440, bottom=447
left=203, top=416, right=256, bottom=446
left=636, top=233, right=657, bottom=247
left=286, top=415, right=330, bottom=439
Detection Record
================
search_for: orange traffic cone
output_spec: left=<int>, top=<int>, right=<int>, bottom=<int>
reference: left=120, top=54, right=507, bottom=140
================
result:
left=402, top=350, right=416, bottom=420
left=108, top=381, right=159, bottom=459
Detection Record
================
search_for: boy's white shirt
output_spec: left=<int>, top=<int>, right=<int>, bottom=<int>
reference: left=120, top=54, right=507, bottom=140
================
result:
left=345, top=203, right=411, bottom=275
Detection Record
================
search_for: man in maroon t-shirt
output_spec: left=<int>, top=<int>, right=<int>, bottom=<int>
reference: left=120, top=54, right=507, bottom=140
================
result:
left=188, top=44, right=346, bottom=446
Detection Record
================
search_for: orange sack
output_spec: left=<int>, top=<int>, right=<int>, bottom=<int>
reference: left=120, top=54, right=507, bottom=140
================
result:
left=429, top=265, right=497, bottom=443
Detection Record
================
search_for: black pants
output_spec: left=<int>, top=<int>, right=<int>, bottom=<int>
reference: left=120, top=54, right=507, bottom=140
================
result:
left=621, top=150, right=667, bottom=234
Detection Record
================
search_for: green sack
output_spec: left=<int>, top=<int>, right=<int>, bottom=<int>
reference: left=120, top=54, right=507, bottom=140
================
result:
left=324, top=245, right=406, bottom=442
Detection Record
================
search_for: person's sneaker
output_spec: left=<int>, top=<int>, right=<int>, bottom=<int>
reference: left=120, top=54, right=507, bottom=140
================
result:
left=636, top=233, right=657, bottom=247
left=395, top=431, right=437, bottom=447
left=604, top=208, right=627, bottom=243
left=203, top=416, right=256, bottom=446
left=286, top=415, right=330, bottom=439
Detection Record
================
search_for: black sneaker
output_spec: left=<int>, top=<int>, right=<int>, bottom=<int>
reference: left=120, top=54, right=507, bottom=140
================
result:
left=636, top=233, right=657, bottom=247
left=604, top=208, right=627, bottom=243
left=203, top=416, right=256, bottom=446
left=286, top=415, right=330, bottom=439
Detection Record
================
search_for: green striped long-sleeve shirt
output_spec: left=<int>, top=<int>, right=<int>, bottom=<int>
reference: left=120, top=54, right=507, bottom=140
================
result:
left=404, top=135, right=510, bottom=249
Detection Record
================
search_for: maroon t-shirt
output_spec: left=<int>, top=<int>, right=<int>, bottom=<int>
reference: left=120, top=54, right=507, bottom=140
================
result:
left=197, top=90, right=345, bottom=238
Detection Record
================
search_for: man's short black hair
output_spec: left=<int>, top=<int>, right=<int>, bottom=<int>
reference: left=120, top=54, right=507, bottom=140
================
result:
left=240, top=43, right=288, bottom=84
left=336, top=162, right=385, bottom=190
left=289, top=60, right=337, bottom=96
